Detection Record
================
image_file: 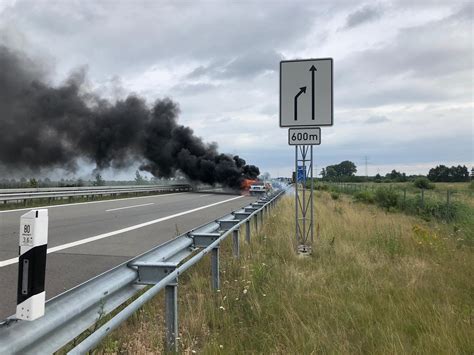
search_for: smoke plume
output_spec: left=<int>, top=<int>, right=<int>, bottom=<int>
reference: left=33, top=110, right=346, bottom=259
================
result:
left=0, top=45, right=260, bottom=188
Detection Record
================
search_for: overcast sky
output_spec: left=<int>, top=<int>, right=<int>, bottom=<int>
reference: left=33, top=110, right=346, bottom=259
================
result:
left=0, top=0, right=472, bottom=178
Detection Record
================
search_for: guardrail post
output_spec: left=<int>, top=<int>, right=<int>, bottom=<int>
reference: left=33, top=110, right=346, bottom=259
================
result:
left=245, top=220, right=251, bottom=243
left=165, top=283, right=178, bottom=353
left=232, top=229, right=240, bottom=258
left=260, top=209, right=264, bottom=226
left=254, top=213, right=258, bottom=232
left=211, top=247, right=220, bottom=290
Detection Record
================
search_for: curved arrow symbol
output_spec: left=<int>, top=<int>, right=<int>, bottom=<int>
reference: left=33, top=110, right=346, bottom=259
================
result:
left=294, top=86, right=306, bottom=121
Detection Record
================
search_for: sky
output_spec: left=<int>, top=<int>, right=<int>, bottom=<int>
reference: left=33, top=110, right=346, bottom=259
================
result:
left=0, top=0, right=472, bottom=179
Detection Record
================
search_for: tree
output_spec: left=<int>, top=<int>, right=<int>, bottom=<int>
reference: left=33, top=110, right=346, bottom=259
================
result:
left=93, top=173, right=105, bottom=186
left=320, top=168, right=326, bottom=179
left=29, top=178, right=38, bottom=188
left=135, top=170, right=146, bottom=185
left=322, top=161, right=357, bottom=181
left=451, top=165, right=469, bottom=182
left=428, top=165, right=450, bottom=182
left=337, top=161, right=357, bottom=177
left=385, top=169, right=408, bottom=182
left=374, top=173, right=382, bottom=183
left=428, top=165, right=469, bottom=182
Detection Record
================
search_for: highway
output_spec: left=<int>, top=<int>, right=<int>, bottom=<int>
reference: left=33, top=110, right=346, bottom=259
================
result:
left=0, top=192, right=256, bottom=320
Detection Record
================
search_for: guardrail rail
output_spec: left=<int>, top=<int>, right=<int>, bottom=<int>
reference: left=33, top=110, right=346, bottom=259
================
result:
left=0, top=184, right=192, bottom=205
left=0, top=188, right=286, bottom=354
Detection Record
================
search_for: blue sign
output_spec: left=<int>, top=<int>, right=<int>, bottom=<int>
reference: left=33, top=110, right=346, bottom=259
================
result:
left=297, top=166, right=306, bottom=182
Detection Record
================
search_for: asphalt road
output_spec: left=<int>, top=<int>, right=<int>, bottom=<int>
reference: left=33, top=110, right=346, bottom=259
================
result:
left=0, top=192, right=255, bottom=319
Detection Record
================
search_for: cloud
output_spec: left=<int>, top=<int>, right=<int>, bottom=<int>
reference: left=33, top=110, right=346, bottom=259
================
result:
left=336, top=3, right=473, bottom=108
left=186, top=50, right=282, bottom=80
left=344, top=5, right=383, bottom=29
left=365, top=115, right=389, bottom=124
left=0, top=0, right=471, bottom=178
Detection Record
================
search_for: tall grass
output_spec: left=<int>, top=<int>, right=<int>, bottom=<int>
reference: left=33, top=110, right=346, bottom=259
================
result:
left=86, top=191, right=473, bottom=354
left=324, top=183, right=473, bottom=245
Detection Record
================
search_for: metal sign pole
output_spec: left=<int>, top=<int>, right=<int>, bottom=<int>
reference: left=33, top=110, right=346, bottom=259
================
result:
left=312, top=148, right=314, bottom=245
left=301, top=145, right=306, bottom=249
left=295, top=145, right=299, bottom=245
left=295, top=144, right=314, bottom=255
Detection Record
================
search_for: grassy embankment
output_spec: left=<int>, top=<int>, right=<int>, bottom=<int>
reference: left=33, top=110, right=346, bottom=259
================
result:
left=87, top=191, right=473, bottom=354
left=320, top=182, right=473, bottom=245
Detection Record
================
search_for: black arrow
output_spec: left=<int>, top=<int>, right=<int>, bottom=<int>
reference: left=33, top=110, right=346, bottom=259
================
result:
left=309, top=65, right=317, bottom=120
left=294, top=86, right=306, bottom=121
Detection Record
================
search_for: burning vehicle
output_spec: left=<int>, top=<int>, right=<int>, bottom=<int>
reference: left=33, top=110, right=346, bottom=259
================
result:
left=243, top=180, right=273, bottom=196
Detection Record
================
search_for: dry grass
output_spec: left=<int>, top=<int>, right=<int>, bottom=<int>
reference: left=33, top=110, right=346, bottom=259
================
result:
left=94, top=191, right=473, bottom=354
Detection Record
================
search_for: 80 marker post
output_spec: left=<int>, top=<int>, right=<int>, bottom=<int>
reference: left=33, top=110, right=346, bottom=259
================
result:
left=16, top=209, right=48, bottom=321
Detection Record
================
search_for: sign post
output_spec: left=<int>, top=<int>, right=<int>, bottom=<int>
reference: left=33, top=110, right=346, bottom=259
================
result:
left=280, top=58, right=333, bottom=254
left=16, top=209, right=48, bottom=321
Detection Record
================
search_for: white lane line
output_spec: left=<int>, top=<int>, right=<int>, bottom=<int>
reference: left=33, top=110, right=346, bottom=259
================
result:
left=0, top=195, right=244, bottom=268
left=0, top=192, right=185, bottom=214
left=106, top=203, right=155, bottom=212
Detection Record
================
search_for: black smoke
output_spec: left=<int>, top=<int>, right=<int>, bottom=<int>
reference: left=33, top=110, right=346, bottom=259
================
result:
left=0, top=45, right=259, bottom=188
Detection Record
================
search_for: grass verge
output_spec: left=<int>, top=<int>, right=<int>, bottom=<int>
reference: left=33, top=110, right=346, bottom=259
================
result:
left=88, top=192, right=473, bottom=354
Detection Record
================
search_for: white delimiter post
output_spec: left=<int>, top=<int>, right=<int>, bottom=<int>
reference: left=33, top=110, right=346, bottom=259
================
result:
left=16, top=209, right=48, bottom=321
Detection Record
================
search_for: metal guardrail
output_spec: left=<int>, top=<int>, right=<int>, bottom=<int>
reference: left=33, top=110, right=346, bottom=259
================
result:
left=0, top=188, right=286, bottom=354
left=0, top=184, right=192, bottom=203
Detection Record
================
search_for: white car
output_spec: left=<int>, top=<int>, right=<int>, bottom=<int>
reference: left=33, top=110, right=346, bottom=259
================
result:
left=249, top=182, right=267, bottom=195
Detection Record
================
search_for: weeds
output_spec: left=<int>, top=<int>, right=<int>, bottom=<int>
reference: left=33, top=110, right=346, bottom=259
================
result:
left=88, top=192, right=473, bottom=354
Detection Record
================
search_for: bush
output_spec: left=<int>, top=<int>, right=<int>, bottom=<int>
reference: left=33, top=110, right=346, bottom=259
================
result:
left=375, top=188, right=399, bottom=210
left=413, top=177, right=434, bottom=190
left=353, top=190, right=375, bottom=204
left=331, top=192, right=340, bottom=200
left=315, top=184, right=329, bottom=191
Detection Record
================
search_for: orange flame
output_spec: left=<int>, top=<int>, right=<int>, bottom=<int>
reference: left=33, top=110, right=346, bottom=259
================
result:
left=240, top=179, right=257, bottom=195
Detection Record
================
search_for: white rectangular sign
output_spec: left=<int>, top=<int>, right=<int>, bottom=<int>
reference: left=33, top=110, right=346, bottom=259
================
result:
left=288, top=127, right=321, bottom=145
left=280, top=58, right=333, bottom=127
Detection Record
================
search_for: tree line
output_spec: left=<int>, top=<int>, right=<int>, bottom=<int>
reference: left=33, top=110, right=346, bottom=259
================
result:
left=319, top=161, right=472, bottom=183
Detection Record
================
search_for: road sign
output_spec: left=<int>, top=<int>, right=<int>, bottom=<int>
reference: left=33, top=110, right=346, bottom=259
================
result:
left=280, top=58, right=333, bottom=127
left=288, top=127, right=321, bottom=146
left=297, top=166, right=306, bottom=182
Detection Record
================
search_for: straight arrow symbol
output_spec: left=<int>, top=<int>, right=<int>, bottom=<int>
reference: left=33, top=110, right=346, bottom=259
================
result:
left=309, top=65, right=317, bottom=120
left=294, top=86, right=306, bottom=121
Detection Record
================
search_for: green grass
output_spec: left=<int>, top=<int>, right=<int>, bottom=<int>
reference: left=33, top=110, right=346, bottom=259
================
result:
left=323, top=182, right=474, bottom=245
left=90, top=192, right=474, bottom=354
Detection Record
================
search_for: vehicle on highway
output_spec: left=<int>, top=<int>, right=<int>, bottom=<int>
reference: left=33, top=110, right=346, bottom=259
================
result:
left=249, top=181, right=272, bottom=195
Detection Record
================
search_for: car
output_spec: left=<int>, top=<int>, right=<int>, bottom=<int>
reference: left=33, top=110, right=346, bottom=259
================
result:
left=249, top=182, right=270, bottom=195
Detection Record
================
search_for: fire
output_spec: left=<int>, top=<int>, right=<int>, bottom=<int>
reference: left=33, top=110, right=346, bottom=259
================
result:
left=241, top=179, right=257, bottom=195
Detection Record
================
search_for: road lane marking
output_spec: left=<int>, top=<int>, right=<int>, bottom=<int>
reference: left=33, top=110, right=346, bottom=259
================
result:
left=106, top=203, right=155, bottom=212
left=0, top=195, right=244, bottom=267
left=0, top=192, right=186, bottom=214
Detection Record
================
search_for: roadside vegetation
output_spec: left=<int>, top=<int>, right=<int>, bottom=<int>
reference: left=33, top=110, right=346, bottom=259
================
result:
left=317, top=182, right=473, bottom=245
left=86, top=191, right=473, bottom=354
